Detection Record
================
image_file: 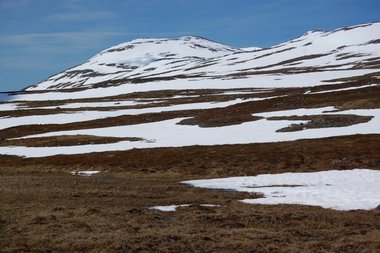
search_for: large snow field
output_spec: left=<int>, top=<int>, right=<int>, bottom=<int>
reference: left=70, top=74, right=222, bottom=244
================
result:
left=182, top=169, right=380, bottom=211
left=1, top=107, right=380, bottom=157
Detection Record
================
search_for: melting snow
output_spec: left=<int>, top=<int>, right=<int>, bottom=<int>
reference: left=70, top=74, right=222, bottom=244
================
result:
left=148, top=204, right=220, bottom=211
left=38, top=100, right=152, bottom=110
left=182, top=169, right=380, bottom=211
left=1, top=108, right=380, bottom=157
left=149, top=204, right=191, bottom=212
left=0, top=103, right=20, bottom=111
left=200, top=204, right=221, bottom=208
left=71, top=171, right=100, bottom=176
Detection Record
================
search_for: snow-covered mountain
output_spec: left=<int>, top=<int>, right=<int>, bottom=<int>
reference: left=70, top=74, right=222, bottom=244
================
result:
left=27, top=36, right=242, bottom=90
left=27, top=22, right=380, bottom=91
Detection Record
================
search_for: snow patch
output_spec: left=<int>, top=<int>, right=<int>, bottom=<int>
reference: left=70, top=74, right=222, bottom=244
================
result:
left=183, top=169, right=380, bottom=211
left=71, top=170, right=100, bottom=176
left=0, top=103, right=20, bottom=111
left=149, top=204, right=191, bottom=212
left=200, top=204, right=221, bottom=208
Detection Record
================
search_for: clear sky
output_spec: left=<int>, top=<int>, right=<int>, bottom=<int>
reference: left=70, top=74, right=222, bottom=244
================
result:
left=0, top=0, right=379, bottom=91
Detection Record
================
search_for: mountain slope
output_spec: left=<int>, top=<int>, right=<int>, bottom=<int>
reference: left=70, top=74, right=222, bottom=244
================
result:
left=27, top=22, right=380, bottom=91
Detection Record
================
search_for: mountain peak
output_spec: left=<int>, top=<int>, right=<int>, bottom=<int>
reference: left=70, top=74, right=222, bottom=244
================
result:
left=179, top=35, right=206, bottom=41
left=27, top=35, right=242, bottom=90
left=302, top=30, right=326, bottom=36
left=95, top=35, right=240, bottom=58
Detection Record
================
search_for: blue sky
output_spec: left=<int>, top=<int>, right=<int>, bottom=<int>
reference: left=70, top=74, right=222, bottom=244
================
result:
left=0, top=0, right=379, bottom=91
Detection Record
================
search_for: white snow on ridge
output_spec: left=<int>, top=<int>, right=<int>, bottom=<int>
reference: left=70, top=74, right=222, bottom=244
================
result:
left=1, top=108, right=380, bottom=158
left=187, top=23, right=380, bottom=76
left=240, top=47, right=262, bottom=52
left=182, top=169, right=380, bottom=211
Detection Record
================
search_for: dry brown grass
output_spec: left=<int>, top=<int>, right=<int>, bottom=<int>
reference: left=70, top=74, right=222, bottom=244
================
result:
left=0, top=134, right=379, bottom=176
left=1, top=167, right=379, bottom=253
left=268, top=114, right=373, bottom=132
left=0, top=135, right=142, bottom=147
left=0, top=135, right=380, bottom=252
left=0, top=139, right=379, bottom=252
left=339, top=98, right=380, bottom=110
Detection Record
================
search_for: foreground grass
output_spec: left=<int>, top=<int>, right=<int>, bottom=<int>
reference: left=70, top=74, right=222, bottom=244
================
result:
left=1, top=171, right=379, bottom=253
left=1, top=135, right=380, bottom=252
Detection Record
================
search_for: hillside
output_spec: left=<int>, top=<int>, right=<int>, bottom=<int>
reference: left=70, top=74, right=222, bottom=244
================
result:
left=0, top=22, right=379, bottom=157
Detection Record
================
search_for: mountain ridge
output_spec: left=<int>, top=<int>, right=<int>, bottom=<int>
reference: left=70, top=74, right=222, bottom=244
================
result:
left=26, top=22, right=380, bottom=91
